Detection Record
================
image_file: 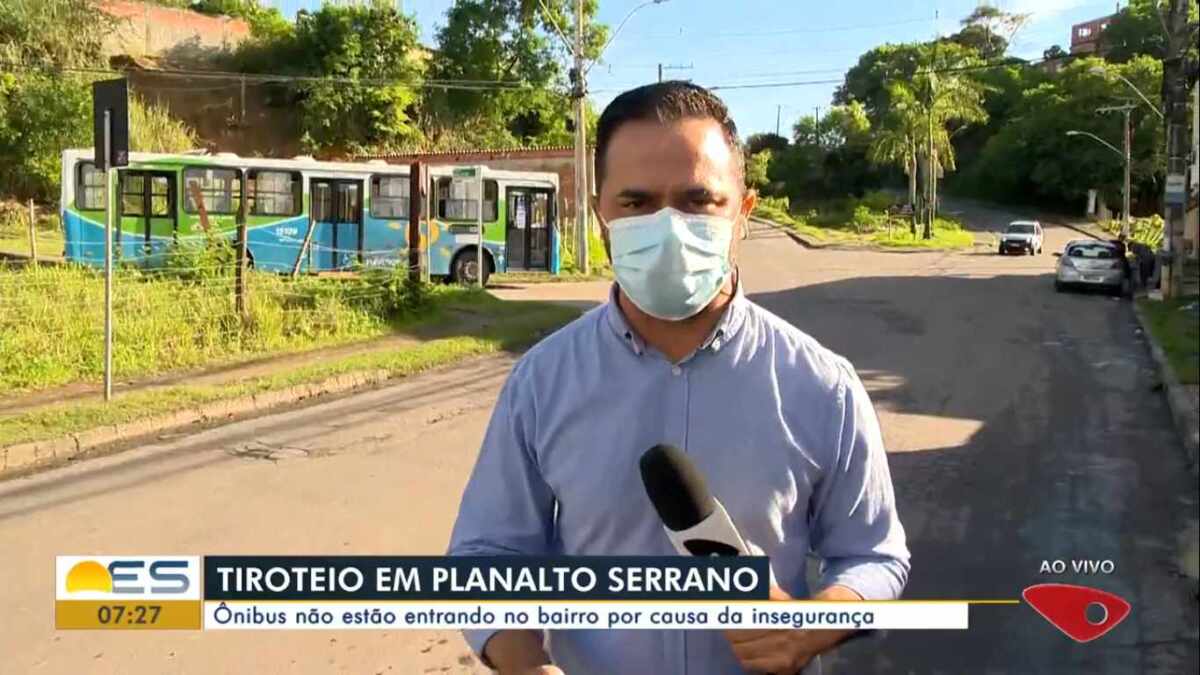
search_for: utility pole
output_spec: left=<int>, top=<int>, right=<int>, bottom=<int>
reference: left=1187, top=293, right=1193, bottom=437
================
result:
left=1098, top=104, right=1136, bottom=237
left=1159, top=0, right=1193, bottom=297
left=657, top=63, right=692, bottom=83
left=775, top=104, right=781, bottom=136
left=572, top=0, right=589, bottom=275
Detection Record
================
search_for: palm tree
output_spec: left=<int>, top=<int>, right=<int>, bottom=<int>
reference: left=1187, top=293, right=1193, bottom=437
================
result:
left=868, top=102, right=921, bottom=234
left=878, top=68, right=987, bottom=238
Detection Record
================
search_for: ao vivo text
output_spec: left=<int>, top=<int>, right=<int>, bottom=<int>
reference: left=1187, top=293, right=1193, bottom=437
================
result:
left=1039, top=559, right=1116, bottom=574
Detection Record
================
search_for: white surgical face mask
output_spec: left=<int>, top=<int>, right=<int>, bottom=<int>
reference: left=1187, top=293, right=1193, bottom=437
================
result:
left=606, top=207, right=734, bottom=321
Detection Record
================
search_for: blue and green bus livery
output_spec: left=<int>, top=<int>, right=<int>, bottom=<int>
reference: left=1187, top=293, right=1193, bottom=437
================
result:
left=60, top=149, right=562, bottom=283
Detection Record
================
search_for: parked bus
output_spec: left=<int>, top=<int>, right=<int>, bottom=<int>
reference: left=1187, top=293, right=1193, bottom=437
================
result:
left=59, top=149, right=561, bottom=284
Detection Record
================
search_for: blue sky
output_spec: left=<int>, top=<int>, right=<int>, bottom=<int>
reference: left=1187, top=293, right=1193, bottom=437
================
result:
left=273, top=0, right=1126, bottom=140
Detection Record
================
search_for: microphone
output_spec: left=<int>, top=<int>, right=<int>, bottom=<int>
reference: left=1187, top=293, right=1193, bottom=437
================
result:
left=639, top=444, right=748, bottom=557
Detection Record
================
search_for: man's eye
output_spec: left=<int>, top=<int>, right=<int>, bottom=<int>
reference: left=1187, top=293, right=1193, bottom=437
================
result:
left=620, top=200, right=644, bottom=209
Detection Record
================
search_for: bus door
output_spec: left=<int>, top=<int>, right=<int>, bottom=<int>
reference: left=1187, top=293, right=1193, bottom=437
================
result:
left=118, top=170, right=176, bottom=265
left=505, top=187, right=554, bottom=271
left=310, top=178, right=363, bottom=270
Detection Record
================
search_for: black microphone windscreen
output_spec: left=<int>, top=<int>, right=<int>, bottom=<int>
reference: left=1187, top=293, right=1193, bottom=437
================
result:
left=639, top=444, right=715, bottom=531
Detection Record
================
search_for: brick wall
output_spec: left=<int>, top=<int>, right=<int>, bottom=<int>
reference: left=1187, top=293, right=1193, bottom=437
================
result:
left=100, top=0, right=250, bottom=62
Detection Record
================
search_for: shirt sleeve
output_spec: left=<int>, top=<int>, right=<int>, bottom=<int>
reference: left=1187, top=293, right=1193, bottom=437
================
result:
left=808, top=362, right=910, bottom=600
left=446, top=364, right=556, bottom=657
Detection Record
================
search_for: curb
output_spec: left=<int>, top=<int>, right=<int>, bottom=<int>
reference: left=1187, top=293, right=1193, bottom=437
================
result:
left=749, top=217, right=829, bottom=249
left=1132, top=302, right=1200, bottom=475
left=0, top=366, right=400, bottom=478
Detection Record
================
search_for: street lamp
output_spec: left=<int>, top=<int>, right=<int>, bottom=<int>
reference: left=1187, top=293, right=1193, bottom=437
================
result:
left=587, top=0, right=671, bottom=75
left=1089, top=66, right=1164, bottom=120
left=1066, top=129, right=1130, bottom=237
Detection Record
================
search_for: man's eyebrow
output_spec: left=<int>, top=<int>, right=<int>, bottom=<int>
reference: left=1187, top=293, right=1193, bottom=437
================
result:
left=682, top=186, right=724, bottom=201
left=616, top=188, right=654, bottom=200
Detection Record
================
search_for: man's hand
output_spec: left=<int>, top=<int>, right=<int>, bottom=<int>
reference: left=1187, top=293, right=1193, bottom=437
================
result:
left=483, top=630, right=558, bottom=675
left=724, top=585, right=861, bottom=674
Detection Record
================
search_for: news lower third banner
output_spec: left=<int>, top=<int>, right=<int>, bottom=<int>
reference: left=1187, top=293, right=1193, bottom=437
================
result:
left=56, top=556, right=968, bottom=631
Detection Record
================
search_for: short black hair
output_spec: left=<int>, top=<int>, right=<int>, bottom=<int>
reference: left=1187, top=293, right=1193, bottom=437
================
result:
left=594, top=81, right=743, bottom=189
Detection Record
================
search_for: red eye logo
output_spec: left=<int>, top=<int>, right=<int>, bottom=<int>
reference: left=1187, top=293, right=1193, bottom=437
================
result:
left=1022, top=584, right=1131, bottom=643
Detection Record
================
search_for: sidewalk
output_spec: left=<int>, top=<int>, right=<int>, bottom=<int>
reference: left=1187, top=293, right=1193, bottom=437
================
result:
left=1133, top=300, right=1200, bottom=474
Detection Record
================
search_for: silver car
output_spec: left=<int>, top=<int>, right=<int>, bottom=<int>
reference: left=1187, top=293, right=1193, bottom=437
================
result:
left=1054, top=240, right=1126, bottom=295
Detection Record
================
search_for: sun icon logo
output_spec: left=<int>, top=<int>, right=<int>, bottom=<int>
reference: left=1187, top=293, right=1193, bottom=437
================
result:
left=65, top=560, right=112, bottom=593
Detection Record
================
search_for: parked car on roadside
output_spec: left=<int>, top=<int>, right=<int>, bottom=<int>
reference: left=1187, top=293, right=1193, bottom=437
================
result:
left=998, top=220, right=1043, bottom=255
left=1054, top=240, right=1128, bottom=295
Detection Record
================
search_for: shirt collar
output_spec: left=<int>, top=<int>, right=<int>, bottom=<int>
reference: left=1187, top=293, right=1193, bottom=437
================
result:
left=604, top=273, right=749, bottom=358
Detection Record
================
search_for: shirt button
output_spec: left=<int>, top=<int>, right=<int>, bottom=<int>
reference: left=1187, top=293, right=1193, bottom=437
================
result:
left=671, top=366, right=682, bottom=376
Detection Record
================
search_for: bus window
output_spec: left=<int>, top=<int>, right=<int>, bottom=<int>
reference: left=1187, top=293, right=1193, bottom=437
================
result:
left=184, top=167, right=241, bottom=214
left=248, top=170, right=301, bottom=216
left=436, top=177, right=497, bottom=221
left=371, top=175, right=410, bottom=218
left=76, top=161, right=105, bottom=210
left=122, top=174, right=146, bottom=215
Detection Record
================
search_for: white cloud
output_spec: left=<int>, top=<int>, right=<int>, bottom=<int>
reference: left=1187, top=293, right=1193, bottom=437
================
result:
left=1006, top=0, right=1111, bottom=24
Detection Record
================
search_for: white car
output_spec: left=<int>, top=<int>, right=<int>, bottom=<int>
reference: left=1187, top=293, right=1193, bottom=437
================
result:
left=999, top=220, right=1043, bottom=255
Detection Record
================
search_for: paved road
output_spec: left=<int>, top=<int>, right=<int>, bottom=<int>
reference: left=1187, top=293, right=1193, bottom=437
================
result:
left=1, top=207, right=1196, bottom=674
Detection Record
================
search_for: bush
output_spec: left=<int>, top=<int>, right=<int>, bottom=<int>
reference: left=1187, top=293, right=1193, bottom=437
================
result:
left=861, top=190, right=899, bottom=212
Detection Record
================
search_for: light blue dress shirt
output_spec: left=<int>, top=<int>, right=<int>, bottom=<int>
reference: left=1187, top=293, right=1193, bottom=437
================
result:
left=448, top=283, right=909, bottom=674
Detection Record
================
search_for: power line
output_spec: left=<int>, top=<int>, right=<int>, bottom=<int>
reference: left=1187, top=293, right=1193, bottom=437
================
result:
left=0, top=58, right=548, bottom=92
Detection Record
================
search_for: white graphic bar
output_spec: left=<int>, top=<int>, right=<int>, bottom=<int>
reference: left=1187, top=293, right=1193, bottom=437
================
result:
left=204, top=601, right=968, bottom=631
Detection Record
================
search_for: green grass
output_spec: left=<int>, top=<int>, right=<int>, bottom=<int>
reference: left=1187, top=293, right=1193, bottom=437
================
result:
left=0, top=263, right=491, bottom=393
left=0, top=299, right=578, bottom=448
left=754, top=202, right=975, bottom=250
left=1138, top=295, right=1200, bottom=385
left=870, top=219, right=977, bottom=249
left=0, top=206, right=64, bottom=258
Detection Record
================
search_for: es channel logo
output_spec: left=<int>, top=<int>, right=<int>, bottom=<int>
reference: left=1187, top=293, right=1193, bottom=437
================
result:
left=55, top=556, right=202, bottom=630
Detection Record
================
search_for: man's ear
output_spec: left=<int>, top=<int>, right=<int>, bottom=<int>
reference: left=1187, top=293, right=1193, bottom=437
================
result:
left=590, top=195, right=613, bottom=262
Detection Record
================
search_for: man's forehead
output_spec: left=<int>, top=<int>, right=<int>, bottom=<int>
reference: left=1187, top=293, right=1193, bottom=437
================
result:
left=602, top=117, right=738, bottom=189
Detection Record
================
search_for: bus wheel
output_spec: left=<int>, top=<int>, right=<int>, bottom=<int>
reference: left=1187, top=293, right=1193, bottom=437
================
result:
left=452, top=249, right=492, bottom=287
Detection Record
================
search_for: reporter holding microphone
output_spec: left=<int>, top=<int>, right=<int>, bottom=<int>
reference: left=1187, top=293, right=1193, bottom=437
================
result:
left=448, top=82, right=909, bottom=675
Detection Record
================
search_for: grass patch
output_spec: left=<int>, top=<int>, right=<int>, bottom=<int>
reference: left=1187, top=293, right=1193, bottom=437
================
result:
left=0, top=299, right=578, bottom=448
left=1138, top=295, right=1200, bottom=385
left=0, top=203, right=63, bottom=258
left=754, top=197, right=975, bottom=250
left=0, top=262, right=487, bottom=393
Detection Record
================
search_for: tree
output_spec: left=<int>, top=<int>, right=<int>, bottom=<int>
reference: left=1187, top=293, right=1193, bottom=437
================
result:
left=232, top=3, right=425, bottom=154
left=1043, top=45, right=1068, bottom=61
left=424, top=0, right=606, bottom=149
left=745, top=132, right=789, bottom=155
left=964, top=57, right=1163, bottom=211
left=947, top=5, right=1030, bottom=60
left=882, top=48, right=988, bottom=237
left=868, top=102, right=921, bottom=220
left=768, top=102, right=874, bottom=201
left=745, top=149, right=771, bottom=192
left=1101, top=0, right=1168, bottom=63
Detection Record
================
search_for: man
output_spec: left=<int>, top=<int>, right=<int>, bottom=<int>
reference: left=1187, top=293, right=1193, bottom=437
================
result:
left=1128, top=238, right=1156, bottom=290
left=448, top=81, right=909, bottom=675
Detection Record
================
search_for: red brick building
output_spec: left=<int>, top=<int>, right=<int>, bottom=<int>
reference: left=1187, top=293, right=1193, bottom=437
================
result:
left=1069, top=14, right=1115, bottom=55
